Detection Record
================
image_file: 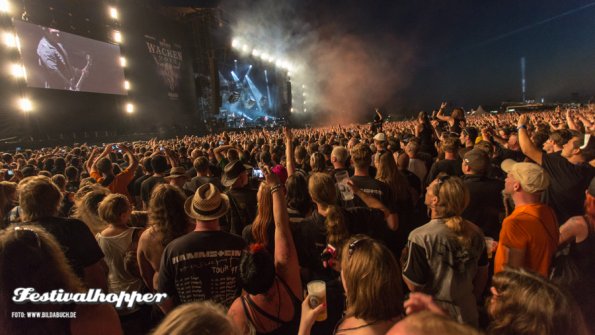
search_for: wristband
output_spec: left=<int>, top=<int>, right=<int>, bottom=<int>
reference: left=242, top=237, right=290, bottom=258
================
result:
left=517, top=125, right=527, bottom=130
left=270, top=184, right=283, bottom=194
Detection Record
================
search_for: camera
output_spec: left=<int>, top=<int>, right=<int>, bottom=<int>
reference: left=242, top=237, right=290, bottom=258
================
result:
left=7, top=170, right=14, bottom=177
left=252, top=168, right=264, bottom=179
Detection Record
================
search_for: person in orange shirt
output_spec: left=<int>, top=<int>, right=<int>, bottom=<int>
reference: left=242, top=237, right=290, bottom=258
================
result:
left=494, top=159, right=559, bottom=277
left=90, top=143, right=138, bottom=205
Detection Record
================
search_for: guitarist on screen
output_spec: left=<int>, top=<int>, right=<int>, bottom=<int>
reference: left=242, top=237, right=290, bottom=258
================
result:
left=36, top=27, right=92, bottom=91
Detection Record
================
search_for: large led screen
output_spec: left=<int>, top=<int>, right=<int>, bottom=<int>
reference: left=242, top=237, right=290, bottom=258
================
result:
left=13, top=20, right=127, bottom=95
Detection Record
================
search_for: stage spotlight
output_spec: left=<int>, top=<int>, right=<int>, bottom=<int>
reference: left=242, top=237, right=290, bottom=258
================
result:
left=2, top=32, right=16, bottom=48
left=252, top=49, right=260, bottom=57
left=0, top=0, right=9, bottom=14
left=124, top=80, right=130, bottom=90
left=113, top=30, right=122, bottom=43
left=9, top=63, right=25, bottom=78
left=120, top=57, right=127, bottom=67
left=126, top=103, right=134, bottom=113
left=241, top=44, right=249, bottom=53
left=231, top=38, right=239, bottom=48
left=109, top=7, right=118, bottom=19
left=18, top=97, right=32, bottom=112
left=290, top=108, right=294, bottom=112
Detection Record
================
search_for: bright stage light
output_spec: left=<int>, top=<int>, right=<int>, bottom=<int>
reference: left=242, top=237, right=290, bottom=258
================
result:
left=241, top=44, right=249, bottom=53
left=290, top=108, right=294, bottom=112
left=126, top=103, right=134, bottom=113
left=113, top=30, right=122, bottom=43
left=18, top=97, right=32, bottom=112
left=252, top=49, right=260, bottom=57
left=2, top=32, right=16, bottom=48
left=124, top=80, right=130, bottom=90
left=231, top=38, right=239, bottom=48
left=0, top=0, right=9, bottom=13
left=120, top=57, right=127, bottom=67
left=10, top=63, right=25, bottom=78
left=109, top=7, right=119, bottom=19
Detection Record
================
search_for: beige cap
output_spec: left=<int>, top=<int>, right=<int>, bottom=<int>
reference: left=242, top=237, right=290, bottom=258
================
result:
left=501, top=159, right=550, bottom=194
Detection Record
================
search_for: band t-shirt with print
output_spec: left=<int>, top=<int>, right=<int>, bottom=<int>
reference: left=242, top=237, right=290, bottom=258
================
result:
left=158, top=230, right=246, bottom=308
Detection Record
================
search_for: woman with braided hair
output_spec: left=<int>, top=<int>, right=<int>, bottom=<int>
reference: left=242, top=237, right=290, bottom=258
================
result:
left=402, top=175, right=488, bottom=327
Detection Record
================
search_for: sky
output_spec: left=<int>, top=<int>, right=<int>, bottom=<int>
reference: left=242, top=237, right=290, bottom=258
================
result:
left=220, top=0, right=595, bottom=122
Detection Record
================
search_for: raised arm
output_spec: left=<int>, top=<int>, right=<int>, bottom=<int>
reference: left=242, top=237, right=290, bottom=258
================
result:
left=213, top=144, right=233, bottom=163
left=263, top=165, right=301, bottom=295
left=516, top=114, right=543, bottom=165
left=435, top=101, right=450, bottom=122
left=90, top=144, right=113, bottom=174
left=119, top=144, right=138, bottom=171
left=284, top=127, right=295, bottom=177
left=566, top=109, right=579, bottom=131
left=348, top=180, right=399, bottom=231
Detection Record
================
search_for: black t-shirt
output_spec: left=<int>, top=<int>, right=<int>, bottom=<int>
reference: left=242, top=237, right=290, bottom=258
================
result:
left=158, top=230, right=246, bottom=307
left=542, top=153, right=595, bottom=224
left=349, top=175, right=398, bottom=213
left=132, top=174, right=151, bottom=198
left=24, top=217, right=104, bottom=279
left=140, top=175, right=166, bottom=205
left=296, top=207, right=389, bottom=278
left=426, top=159, right=463, bottom=185
left=184, top=176, right=225, bottom=193
left=224, top=186, right=258, bottom=235
left=462, top=175, right=505, bottom=238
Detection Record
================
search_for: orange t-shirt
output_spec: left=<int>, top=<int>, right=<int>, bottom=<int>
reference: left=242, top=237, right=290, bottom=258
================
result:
left=91, top=165, right=136, bottom=203
left=494, top=203, right=559, bottom=277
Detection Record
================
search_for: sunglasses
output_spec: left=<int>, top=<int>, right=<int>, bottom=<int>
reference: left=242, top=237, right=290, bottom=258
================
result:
left=348, top=238, right=366, bottom=257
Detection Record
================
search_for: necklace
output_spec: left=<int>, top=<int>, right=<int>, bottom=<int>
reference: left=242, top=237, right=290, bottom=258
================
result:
left=334, top=318, right=380, bottom=334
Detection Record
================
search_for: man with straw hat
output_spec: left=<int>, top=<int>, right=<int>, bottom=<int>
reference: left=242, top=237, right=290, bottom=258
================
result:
left=158, top=183, right=246, bottom=313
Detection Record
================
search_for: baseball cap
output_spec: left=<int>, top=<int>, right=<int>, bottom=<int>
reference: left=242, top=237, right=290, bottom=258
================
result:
left=501, top=159, right=550, bottom=194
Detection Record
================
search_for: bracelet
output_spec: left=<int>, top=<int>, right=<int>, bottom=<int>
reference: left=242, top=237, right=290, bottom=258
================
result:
left=517, top=125, right=527, bottom=130
left=270, top=184, right=283, bottom=194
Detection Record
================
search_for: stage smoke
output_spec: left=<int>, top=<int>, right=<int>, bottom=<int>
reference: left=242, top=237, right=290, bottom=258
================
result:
left=224, top=0, right=417, bottom=125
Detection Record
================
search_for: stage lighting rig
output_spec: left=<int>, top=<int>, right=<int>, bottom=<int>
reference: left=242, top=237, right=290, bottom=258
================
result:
left=0, top=0, right=9, bottom=14
left=18, top=97, right=32, bottom=112
left=126, top=103, right=134, bottom=113
left=109, top=7, right=119, bottom=20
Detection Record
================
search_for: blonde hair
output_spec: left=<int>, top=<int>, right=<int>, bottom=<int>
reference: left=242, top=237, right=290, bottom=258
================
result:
left=251, top=182, right=274, bottom=246
left=350, top=144, right=372, bottom=169
left=151, top=301, right=237, bottom=335
left=148, top=184, right=189, bottom=246
left=341, top=235, right=404, bottom=321
left=72, top=187, right=110, bottom=234
left=308, top=173, right=349, bottom=254
left=17, top=176, right=62, bottom=221
left=98, top=193, right=130, bottom=225
left=430, top=176, right=472, bottom=248
left=489, top=268, right=589, bottom=335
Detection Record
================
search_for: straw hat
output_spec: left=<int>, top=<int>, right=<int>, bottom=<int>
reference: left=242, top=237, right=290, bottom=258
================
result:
left=184, top=183, right=229, bottom=221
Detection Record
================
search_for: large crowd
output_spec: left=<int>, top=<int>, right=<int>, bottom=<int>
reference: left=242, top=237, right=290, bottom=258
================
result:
left=0, top=102, right=594, bottom=335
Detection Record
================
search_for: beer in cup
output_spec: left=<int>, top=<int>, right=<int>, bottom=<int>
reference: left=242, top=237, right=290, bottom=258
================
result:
left=335, top=170, right=354, bottom=201
left=307, top=280, right=327, bottom=321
